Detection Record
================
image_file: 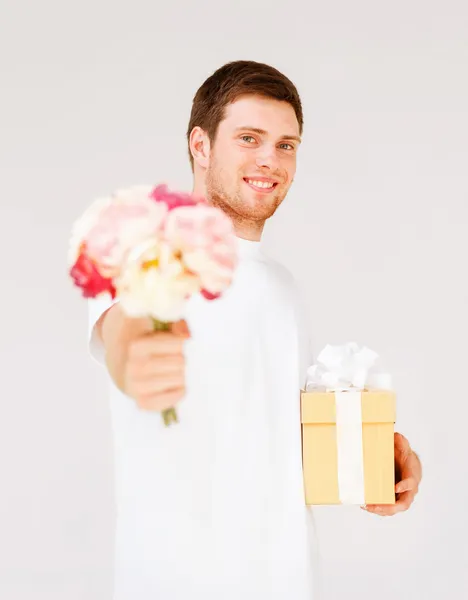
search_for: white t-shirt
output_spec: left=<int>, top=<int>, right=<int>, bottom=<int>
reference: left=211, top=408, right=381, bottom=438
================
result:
left=88, top=237, right=320, bottom=600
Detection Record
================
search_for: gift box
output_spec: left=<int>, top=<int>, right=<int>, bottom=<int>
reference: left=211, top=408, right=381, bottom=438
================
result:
left=301, top=343, right=396, bottom=506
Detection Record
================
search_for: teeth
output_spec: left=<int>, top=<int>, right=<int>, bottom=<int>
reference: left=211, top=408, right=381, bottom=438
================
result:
left=247, top=179, right=274, bottom=189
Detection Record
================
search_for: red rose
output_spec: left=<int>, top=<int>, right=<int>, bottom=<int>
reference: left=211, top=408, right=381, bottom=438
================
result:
left=70, top=251, right=116, bottom=299
left=201, top=289, right=221, bottom=301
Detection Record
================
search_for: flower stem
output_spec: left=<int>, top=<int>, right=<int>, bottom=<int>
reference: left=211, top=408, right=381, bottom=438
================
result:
left=151, top=318, right=179, bottom=427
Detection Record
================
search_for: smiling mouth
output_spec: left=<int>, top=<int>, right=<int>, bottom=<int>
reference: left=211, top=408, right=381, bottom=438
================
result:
left=243, top=178, right=278, bottom=193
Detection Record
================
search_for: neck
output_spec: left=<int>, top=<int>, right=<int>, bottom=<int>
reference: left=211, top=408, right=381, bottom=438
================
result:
left=231, top=219, right=264, bottom=241
left=192, top=178, right=264, bottom=242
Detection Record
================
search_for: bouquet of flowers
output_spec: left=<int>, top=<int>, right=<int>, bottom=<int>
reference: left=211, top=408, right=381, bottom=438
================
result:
left=68, top=184, right=238, bottom=425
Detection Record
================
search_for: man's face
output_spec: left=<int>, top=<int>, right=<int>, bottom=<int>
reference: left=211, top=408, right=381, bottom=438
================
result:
left=205, top=95, right=301, bottom=223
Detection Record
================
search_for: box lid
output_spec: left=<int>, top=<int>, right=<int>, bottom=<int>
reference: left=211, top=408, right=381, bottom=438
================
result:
left=301, top=390, right=396, bottom=424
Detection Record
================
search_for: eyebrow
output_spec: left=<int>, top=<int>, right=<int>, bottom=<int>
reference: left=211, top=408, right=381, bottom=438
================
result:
left=234, top=126, right=302, bottom=144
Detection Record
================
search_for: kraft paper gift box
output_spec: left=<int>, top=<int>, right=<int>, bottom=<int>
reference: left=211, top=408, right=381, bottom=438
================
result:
left=301, top=343, right=396, bottom=506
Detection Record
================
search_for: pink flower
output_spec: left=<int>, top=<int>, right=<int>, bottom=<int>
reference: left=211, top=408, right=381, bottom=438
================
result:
left=150, top=184, right=207, bottom=211
left=164, top=204, right=238, bottom=299
left=68, top=186, right=168, bottom=279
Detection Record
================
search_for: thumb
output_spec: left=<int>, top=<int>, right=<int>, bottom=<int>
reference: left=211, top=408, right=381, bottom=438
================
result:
left=170, top=319, right=191, bottom=338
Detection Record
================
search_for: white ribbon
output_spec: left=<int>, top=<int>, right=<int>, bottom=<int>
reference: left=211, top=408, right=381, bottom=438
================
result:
left=335, top=391, right=365, bottom=504
left=305, top=343, right=392, bottom=505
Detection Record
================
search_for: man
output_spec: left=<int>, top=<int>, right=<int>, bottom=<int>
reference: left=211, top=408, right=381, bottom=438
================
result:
left=88, top=60, right=422, bottom=599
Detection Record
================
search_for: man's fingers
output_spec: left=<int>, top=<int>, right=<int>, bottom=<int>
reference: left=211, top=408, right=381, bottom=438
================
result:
left=395, top=490, right=414, bottom=512
left=362, top=489, right=415, bottom=516
left=138, top=387, right=186, bottom=412
left=361, top=504, right=397, bottom=516
left=129, top=334, right=187, bottom=358
left=134, top=373, right=186, bottom=397
left=171, top=319, right=191, bottom=337
left=395, top=476, right=417, bottom=494
left=394, top=433, right=412, bottom=463
left=394, top=432, right=411, bottom=451
left=137, top=355, right=185, bottom=379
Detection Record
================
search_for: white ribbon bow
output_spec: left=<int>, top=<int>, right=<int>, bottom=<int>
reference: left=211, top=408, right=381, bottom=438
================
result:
left=306, top=342, right=392, bottom=392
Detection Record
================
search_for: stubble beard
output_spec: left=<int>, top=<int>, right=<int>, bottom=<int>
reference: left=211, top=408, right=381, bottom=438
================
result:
left=205, top=164, right=288, bottom=227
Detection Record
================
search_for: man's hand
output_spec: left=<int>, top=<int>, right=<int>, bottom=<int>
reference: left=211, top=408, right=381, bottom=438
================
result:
left=100, top=303, right=190, bottom=413
left=361, top=432, right=422, bottom=516
left=123, top=319, right=190, bottom=412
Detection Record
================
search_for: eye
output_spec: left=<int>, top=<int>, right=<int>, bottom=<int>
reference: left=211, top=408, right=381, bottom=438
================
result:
left=279, top=142, right=294, bottom=151
left=241, top=135, right=256, bottom=144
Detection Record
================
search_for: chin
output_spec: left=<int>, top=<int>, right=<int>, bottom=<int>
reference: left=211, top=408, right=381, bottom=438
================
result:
left=206, top=177, right=286, bottom=222
left=236, top=195, right=282, bottom=221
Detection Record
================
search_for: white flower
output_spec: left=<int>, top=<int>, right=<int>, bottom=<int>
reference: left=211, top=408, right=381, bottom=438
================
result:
left=116, top=240, right=200, bottom=322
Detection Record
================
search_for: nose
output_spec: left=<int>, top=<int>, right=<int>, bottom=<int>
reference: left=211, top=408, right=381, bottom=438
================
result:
left=255, top=145, right=281, bottom=171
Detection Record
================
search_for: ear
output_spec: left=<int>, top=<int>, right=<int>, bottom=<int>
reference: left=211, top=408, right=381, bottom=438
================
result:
left=189, top=126, right=211, bottom=169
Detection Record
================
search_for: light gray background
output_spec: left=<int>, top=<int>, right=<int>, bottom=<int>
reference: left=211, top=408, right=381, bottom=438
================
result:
left=1, top=1, right=467, bottom=599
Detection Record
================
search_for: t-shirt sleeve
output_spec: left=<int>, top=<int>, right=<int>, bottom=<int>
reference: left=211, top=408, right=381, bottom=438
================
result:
left=88, top=294, right=118, bottom=366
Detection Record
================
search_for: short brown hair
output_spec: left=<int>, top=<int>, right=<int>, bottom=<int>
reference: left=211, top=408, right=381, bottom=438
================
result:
left=186, top=60, right=303, bottom=170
